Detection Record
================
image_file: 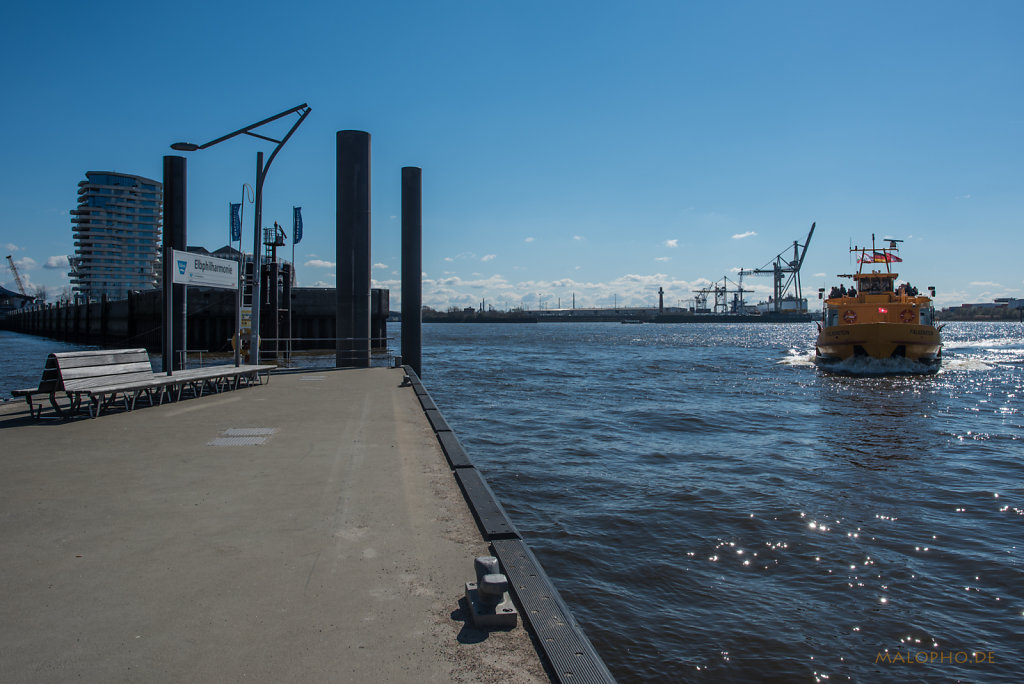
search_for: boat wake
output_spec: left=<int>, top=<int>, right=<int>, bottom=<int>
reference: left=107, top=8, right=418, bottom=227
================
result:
left=940, top=357, right=995, bottom=372
left=815, top=355, right=938, bottom=376
left=778, top=348, right=816, bottom=367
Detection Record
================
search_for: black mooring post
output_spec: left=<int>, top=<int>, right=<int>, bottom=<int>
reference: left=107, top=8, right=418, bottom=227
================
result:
left=162, top=155, right=187, bottom=373
left=336, top=131, right=371, bottom=368
left=401, top=166, right=422, bottom=377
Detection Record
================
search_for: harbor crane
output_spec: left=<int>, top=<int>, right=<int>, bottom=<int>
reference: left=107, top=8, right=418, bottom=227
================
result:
left=692, top=276, right=753, bottom=314
left=6, top=255, right=29, bottom=296
left=739, top=222, right=815, bottom=314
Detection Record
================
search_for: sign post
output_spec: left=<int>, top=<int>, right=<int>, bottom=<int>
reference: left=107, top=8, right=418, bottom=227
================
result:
left=169, top=250, right=240, bottom=369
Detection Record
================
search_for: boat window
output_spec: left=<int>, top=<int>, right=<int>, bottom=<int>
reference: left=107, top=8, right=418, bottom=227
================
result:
left=827, top=308, right=839, bottom=327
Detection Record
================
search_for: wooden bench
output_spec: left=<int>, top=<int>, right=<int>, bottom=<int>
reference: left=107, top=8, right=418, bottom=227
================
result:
left=12, top=349, right=274, bottom=419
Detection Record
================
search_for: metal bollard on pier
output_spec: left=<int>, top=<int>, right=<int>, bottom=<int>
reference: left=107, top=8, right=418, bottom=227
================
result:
left=465, top=555, right=518, bottom=628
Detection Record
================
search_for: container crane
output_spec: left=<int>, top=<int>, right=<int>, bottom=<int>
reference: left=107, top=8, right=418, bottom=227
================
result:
left=739, top=222, right=815, bottom=314
left=6, top=255, right=29, bottom=296
left=692, top=276, right=752, bottom=314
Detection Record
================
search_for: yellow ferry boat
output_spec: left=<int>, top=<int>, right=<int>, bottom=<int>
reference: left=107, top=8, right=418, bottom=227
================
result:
left=815, top=236, right=941, bottom=371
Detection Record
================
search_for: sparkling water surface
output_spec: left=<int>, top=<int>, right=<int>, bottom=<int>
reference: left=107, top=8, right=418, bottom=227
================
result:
left=2, top=323, right=1021, bottom=682
left=420, top=322, right=1023, bottom=683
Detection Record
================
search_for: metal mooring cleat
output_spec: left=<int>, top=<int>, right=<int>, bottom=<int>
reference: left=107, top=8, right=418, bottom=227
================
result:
left=465, top=556, right=518, bottom=628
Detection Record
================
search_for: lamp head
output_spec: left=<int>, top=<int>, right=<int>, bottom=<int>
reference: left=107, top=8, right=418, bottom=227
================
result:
left=170, top=142, right=200, bottom=151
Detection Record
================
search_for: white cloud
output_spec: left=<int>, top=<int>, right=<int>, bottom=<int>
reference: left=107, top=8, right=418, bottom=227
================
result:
left=45, top=256, right=69, bottom=269
left=15, top=256, right=37, bottom=270
left=525, top=237, right=535, bottom=243
left=444, top=256, right=454, bottom=262
left=732, top=231, right=757, bottom=240
left=664, top=239, right=678, bottom=248
left=373, top=262, right=388, bottom=270
left=481, top=254, right=496, bottom=262
left=969, top=281, right=1002, bottom=288
left=418, top=270, right=727, bottom=310
left=5, top=243, right=20, bottom=251
left=311, top=280, right=333, bottom=288
left=813, top=272, right=826, bottom=278
left=655, top=257, right=671, bottom=262
left=573, top=235, right=583, bottom=241
left=305, top=259, right=336, bottom=268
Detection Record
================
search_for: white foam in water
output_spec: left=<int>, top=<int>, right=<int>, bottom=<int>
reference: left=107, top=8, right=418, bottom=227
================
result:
left=940, top=357, right=995, bottom=372
left=818, top=355, right=939, bottom=376
left=777, top=348, right=816, bottom=367
left=943, top=336, right=1021, bottom=350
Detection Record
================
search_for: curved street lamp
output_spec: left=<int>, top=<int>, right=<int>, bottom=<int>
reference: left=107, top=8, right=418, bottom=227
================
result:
left=171, top=103, right=311, bottom=366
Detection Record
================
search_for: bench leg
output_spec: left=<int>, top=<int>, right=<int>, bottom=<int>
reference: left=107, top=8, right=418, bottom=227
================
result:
left=23, top=395, right=39, bottom=419
left=48, top=393, right=67, bottom=419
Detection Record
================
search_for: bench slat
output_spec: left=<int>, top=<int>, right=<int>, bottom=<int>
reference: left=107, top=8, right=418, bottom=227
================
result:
left=59, top=362, right=154, bottom=381
left=55, top=353, right=151, bottom=370
left=64, top=371, right=158, bottom=391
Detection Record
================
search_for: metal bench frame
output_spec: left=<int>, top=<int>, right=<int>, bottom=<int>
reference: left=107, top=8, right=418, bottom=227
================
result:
left=12, top=349, right=274, bottom=419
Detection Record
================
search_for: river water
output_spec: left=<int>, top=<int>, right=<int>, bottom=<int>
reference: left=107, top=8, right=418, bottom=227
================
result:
left=420, top=322, right=1023, bottom=683
left=2, top=322, right=1021, bottom=682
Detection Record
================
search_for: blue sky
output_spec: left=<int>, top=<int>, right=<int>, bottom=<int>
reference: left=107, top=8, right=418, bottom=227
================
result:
left=1, top=1, right=1021, bottom=310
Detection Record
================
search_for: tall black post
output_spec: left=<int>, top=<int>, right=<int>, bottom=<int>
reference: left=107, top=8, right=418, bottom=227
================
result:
left=162, top=155, right=187, bottom=372
left=281, top=263, right=292, bottom=360
left=269, top=260, right=279, bottom=360
left=401, top=166, right=422, bottom=377
left=336, top=131, right=371, bottom=368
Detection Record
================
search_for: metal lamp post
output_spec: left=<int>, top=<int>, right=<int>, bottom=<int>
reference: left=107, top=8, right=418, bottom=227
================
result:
left=171, top=103, right=311, bottom=365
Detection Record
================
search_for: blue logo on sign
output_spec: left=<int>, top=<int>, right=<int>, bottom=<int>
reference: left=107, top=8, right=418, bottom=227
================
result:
left=177, top=260, right=187, bottom=275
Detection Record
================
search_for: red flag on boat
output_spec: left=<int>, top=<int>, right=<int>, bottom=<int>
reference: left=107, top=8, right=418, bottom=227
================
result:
left=874, top=252, right=902, bottom=263
left=860, top=251, right=902, bottom=263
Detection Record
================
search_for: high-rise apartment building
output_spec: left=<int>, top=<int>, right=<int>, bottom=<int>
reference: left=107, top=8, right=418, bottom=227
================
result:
left=70, top=171, right=163, bottom=301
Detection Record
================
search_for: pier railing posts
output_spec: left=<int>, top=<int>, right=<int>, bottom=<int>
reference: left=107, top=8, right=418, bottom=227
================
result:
left=336, top=130, right=371, bottom=368
left=401, top=166, right=422, bottom=377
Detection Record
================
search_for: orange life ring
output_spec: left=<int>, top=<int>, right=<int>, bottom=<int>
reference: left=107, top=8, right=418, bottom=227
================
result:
left=899, top=309, right=914, bottom=323
left=843, top=310, right=857, bottom=323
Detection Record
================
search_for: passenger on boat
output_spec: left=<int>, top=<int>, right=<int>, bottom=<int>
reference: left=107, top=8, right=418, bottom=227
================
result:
left=848, top=287, right=857, bottom=297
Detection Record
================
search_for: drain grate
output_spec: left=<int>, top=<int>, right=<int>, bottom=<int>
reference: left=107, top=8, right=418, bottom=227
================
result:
left=224, top=428, right=277, bottom=436
left=208, top=427, right=277, bottom=446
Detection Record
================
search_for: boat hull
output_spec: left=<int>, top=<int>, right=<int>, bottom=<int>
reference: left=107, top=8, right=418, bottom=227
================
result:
left=815, top=322, right=941, bottom=369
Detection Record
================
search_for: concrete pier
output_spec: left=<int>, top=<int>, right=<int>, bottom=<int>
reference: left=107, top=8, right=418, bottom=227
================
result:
left=0, top=368, right=548, bottom=682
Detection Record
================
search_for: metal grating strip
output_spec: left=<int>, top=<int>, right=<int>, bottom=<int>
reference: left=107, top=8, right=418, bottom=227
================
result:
left=224, top=428, right=277, bottom=436
left=423, top=408, right=452, bottom=434
left=436, top=430, right=473, bottom=468
left=492, top=538, right=615, bottom=684
left=299, top=376, right=326, bottom=381
left=208, top=436, right=268, bottom=446
left=454, top=468, right=520, bottom=540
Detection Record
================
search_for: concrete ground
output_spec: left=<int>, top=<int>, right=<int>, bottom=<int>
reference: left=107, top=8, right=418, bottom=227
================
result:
left=0, top=367, right=548, bottom=683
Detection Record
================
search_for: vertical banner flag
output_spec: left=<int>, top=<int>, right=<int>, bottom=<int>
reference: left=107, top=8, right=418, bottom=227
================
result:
left=230, top=203, right=242, bottom=242
left=293, top=206, right=303, bottom=245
